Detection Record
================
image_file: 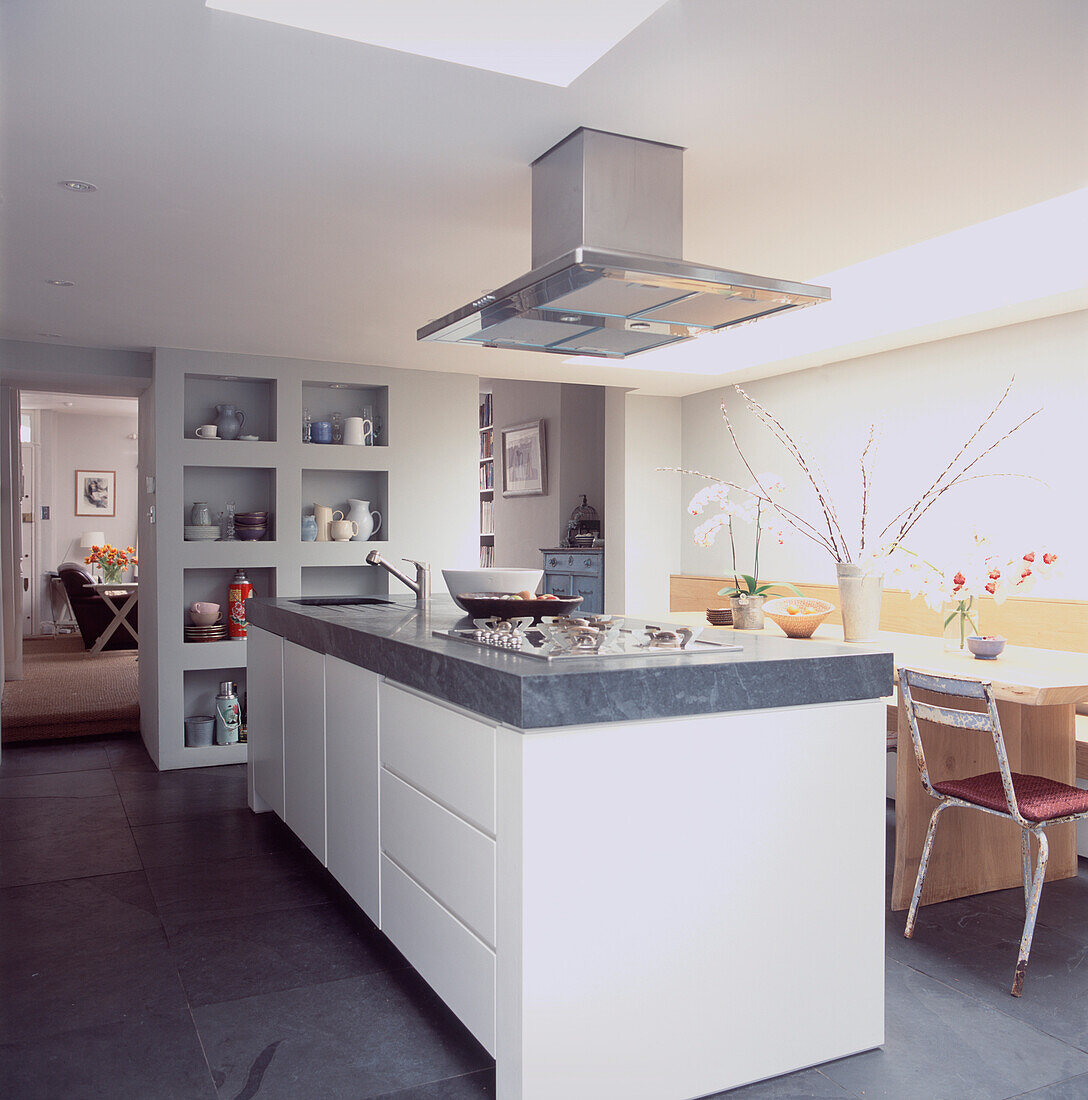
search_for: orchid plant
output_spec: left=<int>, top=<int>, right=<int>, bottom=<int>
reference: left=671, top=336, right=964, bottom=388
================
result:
left=688, top=477, right=802, bottom=602
left=890, top=536, right=1058, bottom=647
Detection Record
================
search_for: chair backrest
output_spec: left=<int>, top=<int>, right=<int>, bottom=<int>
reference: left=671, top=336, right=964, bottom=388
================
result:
left=58, top=561, right=96, bottom=599
left=898, top=667, right=1029, bottom=827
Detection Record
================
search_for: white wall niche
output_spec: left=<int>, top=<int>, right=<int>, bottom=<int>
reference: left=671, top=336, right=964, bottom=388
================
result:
left=183, top=466, right=277, bottom=540
left=301, top=381, right=389, bottom=446
left=183, top=373, right=277, bottom=442
left=301, top=469, right=388, bottom=543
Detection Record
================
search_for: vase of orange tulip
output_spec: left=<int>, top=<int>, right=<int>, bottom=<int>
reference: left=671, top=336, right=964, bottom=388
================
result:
left=84, top=543, right=137, bottom=585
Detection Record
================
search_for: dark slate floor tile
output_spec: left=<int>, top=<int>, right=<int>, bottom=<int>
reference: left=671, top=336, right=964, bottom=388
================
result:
left=114, top=764, right=248, bottom=825
left=0, top=1009, right=218, bottom=1099
left=886, top=891, right=1033, bottom=968
left=145, top=848, right=331, bottom=933
left=377, top=1068, right=496, bottom=1099
left=105, top=734, right=157, bottom=772
left=0, top=872, right=187, bottom=1043
left=114, top=765, right=250, bottom=827
left=167, top=900, right=408, bottom=1007
left=703, top=1067, right=854, bottom=1097
left=0, top=818, right=142, bottom=886
left=0, top=766, right=118, bottom=800
left=0, top=739, right=111, bottom=777
left=132, top=807, right=299, bottom=870
left=987, top=868, right=1088, bottom=943
left=0, top=789, right=127, bottom=843
left=819, top=959, right=1088, bottom=1100
left=194, top=967, right=492, bottom=1100
left=1014, top=1073, right=1088, bottom=1097
left=919, top=926, right=1088, bottom=1051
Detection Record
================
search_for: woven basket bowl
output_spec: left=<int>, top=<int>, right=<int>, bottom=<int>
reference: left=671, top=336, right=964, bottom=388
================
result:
left=763, top=597, right=835, bottom=639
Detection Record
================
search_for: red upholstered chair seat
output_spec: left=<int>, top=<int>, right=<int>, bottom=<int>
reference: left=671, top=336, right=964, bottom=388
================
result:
left=933, top=772, right=1088, bottom=823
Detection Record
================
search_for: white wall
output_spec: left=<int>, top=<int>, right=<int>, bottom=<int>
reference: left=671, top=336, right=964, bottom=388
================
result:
left=679, top=310, right=1088, bottom=599
left=604, top=391, right=682, bottom=617
left=42, top=409, right=139, bottom=574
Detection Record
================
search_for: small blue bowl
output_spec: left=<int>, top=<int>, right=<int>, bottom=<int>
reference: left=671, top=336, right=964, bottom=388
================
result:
left=967, top=635, right=1006, bottom=660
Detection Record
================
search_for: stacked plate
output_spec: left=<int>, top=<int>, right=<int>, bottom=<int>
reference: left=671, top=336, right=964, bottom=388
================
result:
left=184, top=623, right=229, bottom=643
left=184, top=524, right=221, bottom=541
left=235, top=511, right=269, bottom=541
left=705, top=606, right=733, bottom=627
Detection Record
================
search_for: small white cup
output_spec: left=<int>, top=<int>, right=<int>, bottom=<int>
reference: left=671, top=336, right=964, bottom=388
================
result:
left=195, top=424, right=218, bottom=439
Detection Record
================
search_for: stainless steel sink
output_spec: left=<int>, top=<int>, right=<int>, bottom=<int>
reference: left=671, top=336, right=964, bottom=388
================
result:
left=291, top=596, right=394, bottom=607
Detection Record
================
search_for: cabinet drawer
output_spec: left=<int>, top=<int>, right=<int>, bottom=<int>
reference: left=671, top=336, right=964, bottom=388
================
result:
left=380, top=855, right=496, bottom=1055
left=568, top=554, right=603, bottom=577
left=381, top=768, right=495, bottom=947
left=543, top=572, right=574, bottom=597
left=571, top=576, right=603, bottom=613
left=380, top=683, right=496, bottom=834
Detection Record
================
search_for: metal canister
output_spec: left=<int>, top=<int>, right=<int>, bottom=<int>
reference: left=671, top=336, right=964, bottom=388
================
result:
left=227, top=568, right=254, bottom=639
left=215, top=681, right=240, bottom=745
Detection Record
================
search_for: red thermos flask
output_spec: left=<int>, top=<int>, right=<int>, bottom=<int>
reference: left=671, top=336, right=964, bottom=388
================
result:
left=228, top=568, right=254, bottom=639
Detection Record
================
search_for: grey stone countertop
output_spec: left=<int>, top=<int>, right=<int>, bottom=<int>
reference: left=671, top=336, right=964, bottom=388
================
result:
left=246, top=595, right=894, bottom=731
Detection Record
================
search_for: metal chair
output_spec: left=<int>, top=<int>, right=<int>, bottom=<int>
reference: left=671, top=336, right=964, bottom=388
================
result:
left=899, top=666, right=1088, bottom=997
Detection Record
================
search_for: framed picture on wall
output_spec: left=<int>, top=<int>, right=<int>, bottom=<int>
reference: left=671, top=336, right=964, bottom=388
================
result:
left=75, top=470, right=116, bottom=517
left=501, top=420, right=547, bottom=497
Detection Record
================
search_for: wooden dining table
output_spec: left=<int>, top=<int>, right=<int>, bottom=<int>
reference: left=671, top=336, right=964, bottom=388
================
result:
left=89, top=581, right=139, bottom=654
left=664, top=613, right=1088, bottom=910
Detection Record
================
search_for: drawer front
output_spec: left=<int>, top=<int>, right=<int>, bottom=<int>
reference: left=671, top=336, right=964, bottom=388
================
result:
left=381, top=768, right=495, bottom=946
left=380, top=683, right=496, bottom=834
left=543, top=571, right=573, bottom=597
left=381, top=855, right=496, bottom=1055
left=571, top=576, right=603, bottom=614
left=568, top=553, right=603, bottom=577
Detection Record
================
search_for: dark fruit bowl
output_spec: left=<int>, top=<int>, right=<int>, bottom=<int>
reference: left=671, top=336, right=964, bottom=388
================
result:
left=235, top=526, right=267, bottom=541
left=453, top=592, right=582, bottom=624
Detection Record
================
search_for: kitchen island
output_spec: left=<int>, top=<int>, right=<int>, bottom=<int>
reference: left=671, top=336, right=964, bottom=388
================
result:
left=246, top=595, right=893, bottom=1100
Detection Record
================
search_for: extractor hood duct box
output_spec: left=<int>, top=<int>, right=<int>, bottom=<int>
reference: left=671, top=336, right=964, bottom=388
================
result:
left=417, top=128, right=831, bottom=358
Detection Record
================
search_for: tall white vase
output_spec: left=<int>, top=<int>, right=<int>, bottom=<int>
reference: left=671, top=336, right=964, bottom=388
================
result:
left=346, top=499, right=382, bottom=542
left=836, top=563, right=884, bottom=642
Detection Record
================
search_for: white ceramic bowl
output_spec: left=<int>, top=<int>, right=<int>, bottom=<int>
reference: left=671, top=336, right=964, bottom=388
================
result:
left=442, top=568, right=543, bottom=599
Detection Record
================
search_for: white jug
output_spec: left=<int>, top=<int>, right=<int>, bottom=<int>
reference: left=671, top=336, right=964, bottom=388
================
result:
left=343, top=417, right=374, bottom=446
left=346, top=499, right=382, bottom=541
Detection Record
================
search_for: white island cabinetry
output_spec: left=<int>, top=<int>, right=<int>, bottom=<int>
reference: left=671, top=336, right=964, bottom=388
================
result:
left=247, top=614, right=887, bottom=1100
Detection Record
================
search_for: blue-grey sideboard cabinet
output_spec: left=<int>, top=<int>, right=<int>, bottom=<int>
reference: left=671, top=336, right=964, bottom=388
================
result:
left=541, top=547, right=604, bottom=614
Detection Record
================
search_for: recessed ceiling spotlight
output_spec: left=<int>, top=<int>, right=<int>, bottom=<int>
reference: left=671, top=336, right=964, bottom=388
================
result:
left=45, top=279, right=74, bottom=287
left=63, top=401, right=75, bottom=407
left=59, top=180, right=97, bottom=192
left=37, top=332, right=63, bottom=338
left=329, top=383, right=346, bottom=389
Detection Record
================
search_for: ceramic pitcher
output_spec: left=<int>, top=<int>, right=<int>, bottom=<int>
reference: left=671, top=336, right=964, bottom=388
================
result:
left=346, top=499, right=382, bottom=541
left=214, top=404, right=246, bottom=440
left=313, top=503, right=333, bottom=542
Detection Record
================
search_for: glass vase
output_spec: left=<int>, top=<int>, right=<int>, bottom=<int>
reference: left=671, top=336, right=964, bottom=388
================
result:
left=101, top=564, right=123, bottom=585
left=942, top=597, right=980, bottom=651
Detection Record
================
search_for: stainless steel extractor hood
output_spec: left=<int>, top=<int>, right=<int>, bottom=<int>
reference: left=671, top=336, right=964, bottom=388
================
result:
left=417, top=128, right=831, bottom=358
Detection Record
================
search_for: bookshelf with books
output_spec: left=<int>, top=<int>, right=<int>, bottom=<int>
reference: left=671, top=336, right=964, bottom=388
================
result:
left=479, top=392, right=494, bottom=566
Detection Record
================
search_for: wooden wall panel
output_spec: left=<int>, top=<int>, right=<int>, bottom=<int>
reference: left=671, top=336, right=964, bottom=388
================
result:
left=670, top=574, right=1088, bottom=655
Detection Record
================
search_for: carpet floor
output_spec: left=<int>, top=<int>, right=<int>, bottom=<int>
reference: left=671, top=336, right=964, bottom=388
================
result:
left=1, top=636, right=139, bottom=743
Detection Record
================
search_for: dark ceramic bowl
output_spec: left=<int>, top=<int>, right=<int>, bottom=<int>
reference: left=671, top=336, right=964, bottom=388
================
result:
left=235, top=513, right=268, bottom=523
left=235, top=526, right=267, bottom=541
left=453, top=592, right=582, bottom=624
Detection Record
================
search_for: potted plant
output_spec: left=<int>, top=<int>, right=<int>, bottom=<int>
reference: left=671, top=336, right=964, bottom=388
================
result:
left=689, top=479, right=802, bottom=629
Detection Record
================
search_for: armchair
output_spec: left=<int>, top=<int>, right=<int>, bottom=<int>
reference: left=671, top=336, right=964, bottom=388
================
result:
left=57, top=562, right=138, bottom=651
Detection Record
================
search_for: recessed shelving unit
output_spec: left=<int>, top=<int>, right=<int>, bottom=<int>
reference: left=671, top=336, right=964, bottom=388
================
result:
left=183, top=466, right=277, bottom=540
left=150, top=348, right=481, bottom=774
left=300, top=565, right=388, bottom=598
left=479, top=391, right=494, bottom=567
left=301, top=381, right=389, bottom=446
left=300, top=469, right=388, bottom=542
left=183, top=373, right=277, bottom=441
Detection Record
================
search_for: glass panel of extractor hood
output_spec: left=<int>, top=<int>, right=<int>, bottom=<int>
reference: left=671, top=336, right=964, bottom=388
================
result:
left=638, top=287, right=823, bottom=328
left=544, top=275, right=696, bottom=319
left=457, top=314, right=599, bottom=348
left=551, top=326, right=687, bottom=356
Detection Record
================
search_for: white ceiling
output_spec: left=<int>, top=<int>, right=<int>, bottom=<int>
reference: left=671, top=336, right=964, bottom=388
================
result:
left=2, top=0, right=1085, bottom=396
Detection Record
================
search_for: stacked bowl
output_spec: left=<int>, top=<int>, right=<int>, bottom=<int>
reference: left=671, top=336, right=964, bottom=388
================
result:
left=235, top=510, right=269, bottom=541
